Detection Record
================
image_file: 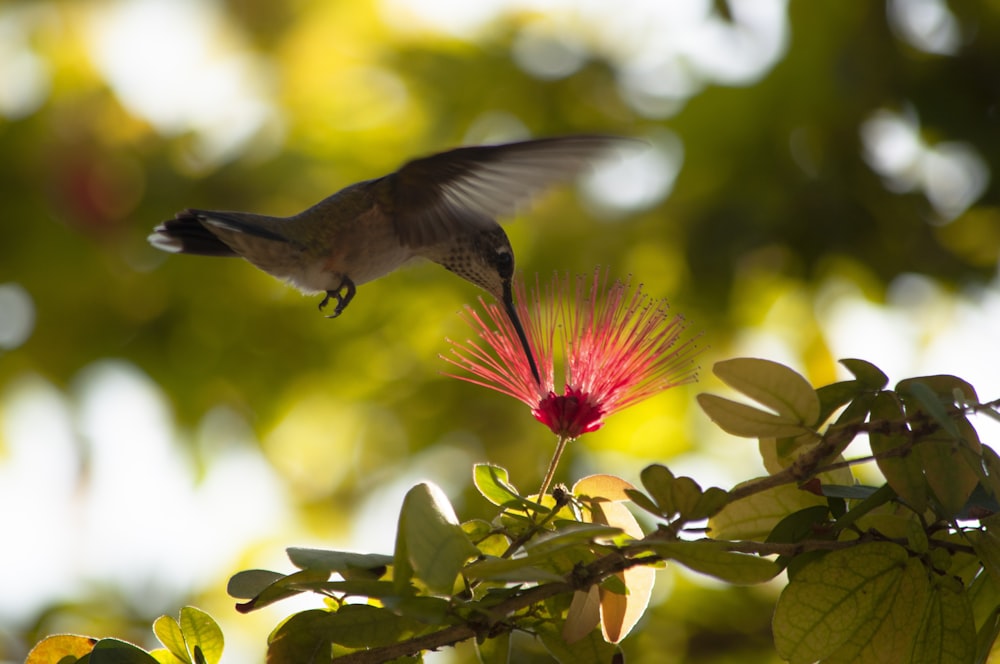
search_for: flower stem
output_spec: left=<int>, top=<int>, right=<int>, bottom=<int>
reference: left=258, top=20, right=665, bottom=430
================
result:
left=537, top=435, right=571, bottom=498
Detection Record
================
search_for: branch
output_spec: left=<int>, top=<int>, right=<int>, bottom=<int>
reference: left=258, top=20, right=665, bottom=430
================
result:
left=331, top=551, right=631, bottom=663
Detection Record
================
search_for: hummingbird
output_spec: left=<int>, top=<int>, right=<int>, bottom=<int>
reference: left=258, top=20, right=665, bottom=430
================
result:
left=149, top=135, right=630, bottom=382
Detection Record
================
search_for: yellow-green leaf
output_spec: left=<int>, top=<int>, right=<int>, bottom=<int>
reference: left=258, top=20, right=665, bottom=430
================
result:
left=697, top=393, right=812, bottom=438
left=773, top=542, right=917, bottom=664
left=713, top=358, right=820, bottom=426
left=399, top=482, right=479, bottom=595
left=709, top=481, right=826, bottom=541
left=152, top=615, right=188, bottom=664
left=909, top=579, right=975, bottom=664
left=178, top=607, right=222, bottom=664
left=26, top=634, right=98, bottom=664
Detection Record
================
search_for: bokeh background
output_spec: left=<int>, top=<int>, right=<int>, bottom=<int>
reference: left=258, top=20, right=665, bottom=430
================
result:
left=3, top=1, right=1000, bottom=662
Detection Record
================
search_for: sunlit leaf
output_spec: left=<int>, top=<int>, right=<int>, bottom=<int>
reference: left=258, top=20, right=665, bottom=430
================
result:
left=474, top=464, right=523, bottom=507
left=589, top=500, right=653, bottom=643
left=563, top=588, right=601, bottom=644
left=152, top=616, right=188, bottom=664
left=647, top=540, right=780, bottom=584
left=26, top=634, right=98, bottom=664
left=572, top=474, right=636, bottom=502
left=178, top=607, right=222, bottom=664
left=709, top=481, right=826, bottom=541
left=399, top=482, right=479, bottom=594
left=149, top=649, right=183, bottom=664
left=712, top=358, right=820, bottom=426
left=772, top=542, right=972, bottom=664
left=697, top=393, right=812, bottom=438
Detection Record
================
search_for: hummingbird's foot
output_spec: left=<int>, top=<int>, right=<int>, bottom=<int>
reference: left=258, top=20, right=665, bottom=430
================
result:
left=319, top=278, right=357, bottom=318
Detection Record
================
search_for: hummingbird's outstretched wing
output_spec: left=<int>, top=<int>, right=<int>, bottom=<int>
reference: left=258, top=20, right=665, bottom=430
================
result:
left=388, top=135, right=638, bottom=247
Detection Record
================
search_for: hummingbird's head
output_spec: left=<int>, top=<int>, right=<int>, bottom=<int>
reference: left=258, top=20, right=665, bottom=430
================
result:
left=434, top=227, right=541, bottom=383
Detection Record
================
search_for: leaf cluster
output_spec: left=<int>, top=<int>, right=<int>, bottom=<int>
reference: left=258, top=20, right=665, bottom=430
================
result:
left=26, top=358, right=1000, bottom=663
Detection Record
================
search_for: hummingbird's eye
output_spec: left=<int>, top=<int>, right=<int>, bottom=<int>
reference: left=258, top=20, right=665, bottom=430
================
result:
left=494, top=249, right=514, bottom=278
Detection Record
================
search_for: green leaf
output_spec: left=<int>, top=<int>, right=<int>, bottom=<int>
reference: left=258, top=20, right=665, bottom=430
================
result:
left=829, top=483, right=897, bottom=533
left=536, top=620, right=617, bottom=664
left=712, top=358, right=820, bottom=426
left=226, top=569, right=284, bottom=600
left=869, top=391, right=928, bottom=512
left=523, top=523, right=624, bottom=554
left=234, top=568, right=331, bottom=613
left=815, top=380, right=863, bottom=426
left=773, top=541, right=973, bottom=663
left=773, top=542, right=917, bottom=663
left=265, top=610, right=334, bottom=662
left=765, top=505, right=831, bottom=544
left=840, top=359, right=889, bottom=390
left=266, top=606, right=421, bottom=661
left=691, top=487, right=730, bottom=520
left=639, top=464, right=702, bottom=519
left=473, top=464, right=523, bottom=507
left=463, top=554, right=568, bottom=583
left=398, top=482, right=478, bottom=595
left=697, top=393, right=812, bottom=438
left=475, top=632, right=511, bottom=664
left=178, top=608, right=222, bottom=664
left=646, top=540, right=781, bottom=584
left=910, top=579, right=975, bottom=664
left=152, top=616, right=188, bottom=664
left=26, top=635, right=98, bottom=664
left=286, top=548, right=391, bottom=579
left=709, top=481, right=826, bottom=541
left=917, top=429, right=981, bottom=517
left=969, top=530, right=1000, bottom=588
left=901, top=380, right=964, bottom=439
left=88, top=639, right=160, bottom=664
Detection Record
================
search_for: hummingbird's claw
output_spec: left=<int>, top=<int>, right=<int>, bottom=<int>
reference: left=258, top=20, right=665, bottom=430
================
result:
left=319, top=278, right=357, bottom=318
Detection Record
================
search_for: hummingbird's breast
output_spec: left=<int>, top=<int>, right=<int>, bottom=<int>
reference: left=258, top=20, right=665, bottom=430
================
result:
left=282, top=186, right=415, bottom=293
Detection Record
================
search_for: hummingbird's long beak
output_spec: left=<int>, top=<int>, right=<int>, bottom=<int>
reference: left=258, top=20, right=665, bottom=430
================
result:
left=502, top=281, right=541, bottom=385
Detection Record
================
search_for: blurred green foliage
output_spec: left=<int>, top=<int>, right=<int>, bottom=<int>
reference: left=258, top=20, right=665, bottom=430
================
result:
left=2, top=0, right=999, bottom=662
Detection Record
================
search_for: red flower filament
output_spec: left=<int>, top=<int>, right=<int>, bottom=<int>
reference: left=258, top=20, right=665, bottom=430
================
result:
left=443, top=268, right=700, bottom=439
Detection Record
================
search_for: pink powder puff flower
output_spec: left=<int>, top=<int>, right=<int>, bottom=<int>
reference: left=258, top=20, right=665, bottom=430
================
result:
left=443, top=268, right=701, bottom=440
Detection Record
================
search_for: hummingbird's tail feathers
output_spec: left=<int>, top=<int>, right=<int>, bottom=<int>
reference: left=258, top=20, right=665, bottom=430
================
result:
left=196, top=210, right=291, bottom=244
left=149, top=210, right=239, bottom=257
